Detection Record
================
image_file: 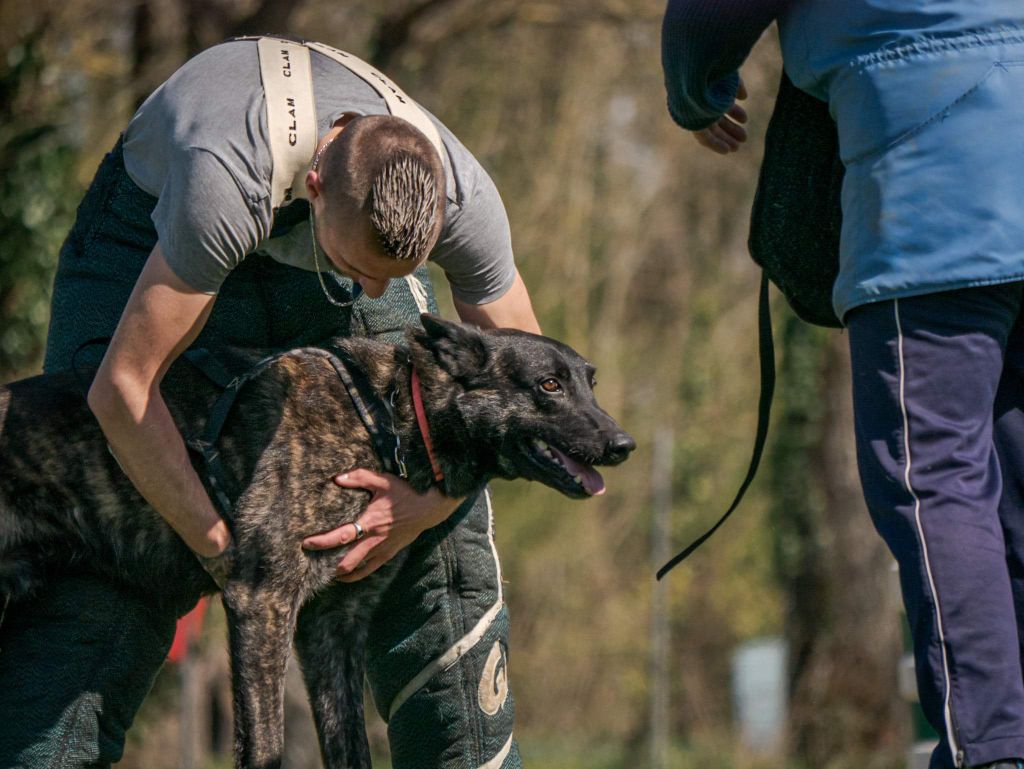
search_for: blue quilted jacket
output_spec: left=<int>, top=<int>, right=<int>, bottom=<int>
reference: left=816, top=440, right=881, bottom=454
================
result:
left=663, top=0, right=1024, bottom=320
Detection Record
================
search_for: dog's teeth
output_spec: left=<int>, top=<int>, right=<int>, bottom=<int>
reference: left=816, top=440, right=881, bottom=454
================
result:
left=574, top=475, right=582, bottom=483
left=534, top=439, right=548, bottom=451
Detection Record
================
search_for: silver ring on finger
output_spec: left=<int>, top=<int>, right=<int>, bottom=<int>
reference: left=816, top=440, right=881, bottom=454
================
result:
left=352, top=521, right=366, bottom=541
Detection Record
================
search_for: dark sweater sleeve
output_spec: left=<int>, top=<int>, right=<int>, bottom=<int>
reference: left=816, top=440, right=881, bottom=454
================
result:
left=661, top=0, right=787, bottom=130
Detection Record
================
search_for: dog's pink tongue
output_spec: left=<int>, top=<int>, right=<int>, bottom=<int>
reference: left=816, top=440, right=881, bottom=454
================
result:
left=550, top=447, right=606, bottom=496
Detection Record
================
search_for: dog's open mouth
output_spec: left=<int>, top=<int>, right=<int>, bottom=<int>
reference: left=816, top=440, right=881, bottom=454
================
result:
left=529, top=439, right=606, bottom=496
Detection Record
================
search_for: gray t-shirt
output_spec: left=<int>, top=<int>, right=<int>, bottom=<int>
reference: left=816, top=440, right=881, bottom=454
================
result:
left=122, top=39, right=515, bottom=304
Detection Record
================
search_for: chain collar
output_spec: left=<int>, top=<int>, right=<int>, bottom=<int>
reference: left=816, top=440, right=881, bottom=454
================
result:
left=308, top=131, right=360, bottom=309
left=309, top=209, right=360, bottom=309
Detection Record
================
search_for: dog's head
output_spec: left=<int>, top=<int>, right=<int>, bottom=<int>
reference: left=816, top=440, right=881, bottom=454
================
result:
left=412, top=315, right=635, bottom=498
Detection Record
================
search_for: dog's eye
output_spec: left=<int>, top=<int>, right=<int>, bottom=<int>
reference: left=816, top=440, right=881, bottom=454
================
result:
left=539, top=378, right=562, bottom=394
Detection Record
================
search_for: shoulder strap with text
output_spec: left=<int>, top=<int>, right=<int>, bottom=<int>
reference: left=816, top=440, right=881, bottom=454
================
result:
left=305, top=41, right=448, bottom=173
left=257, top=38, right=318, bottom=209
left=257, top=37, right=449, bottom=211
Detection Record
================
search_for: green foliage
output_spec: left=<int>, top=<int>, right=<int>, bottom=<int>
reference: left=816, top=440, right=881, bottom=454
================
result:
left=0, top=30, right=80, bottom=377
left=0, top=131, right=77, bottom=376
left=766, top=310, right=831, bottom=584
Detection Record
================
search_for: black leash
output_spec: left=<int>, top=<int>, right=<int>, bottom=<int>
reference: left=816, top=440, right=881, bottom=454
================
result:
left=657, top=273, right=776, bottom=580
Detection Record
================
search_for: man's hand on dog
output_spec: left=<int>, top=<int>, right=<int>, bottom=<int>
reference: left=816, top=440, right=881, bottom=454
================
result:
left=302, top=469, right=463, bottom=582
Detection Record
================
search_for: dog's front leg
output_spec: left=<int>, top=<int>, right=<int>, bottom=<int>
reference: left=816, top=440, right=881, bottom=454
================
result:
left=222, top=583, right=302, bottom=769
left=294, top=586, right=374, bottom=769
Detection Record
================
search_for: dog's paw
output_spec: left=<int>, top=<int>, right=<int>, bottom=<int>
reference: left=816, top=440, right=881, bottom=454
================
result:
left=196, top=544, right=236, bottom=590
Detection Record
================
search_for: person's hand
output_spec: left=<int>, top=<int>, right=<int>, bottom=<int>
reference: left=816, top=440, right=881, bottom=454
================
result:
left=302, top=469, right=463, bottom=582
left=191, top=517, right=234, bottom=559
left=190, top=518, right=234, bottom=589
left=196, top=537, right=236, bottom=589
left=693, top=78, right=748, bottom=155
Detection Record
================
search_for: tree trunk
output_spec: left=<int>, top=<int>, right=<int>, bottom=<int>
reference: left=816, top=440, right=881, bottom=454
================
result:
left=771, top=317, right=906, bottom=769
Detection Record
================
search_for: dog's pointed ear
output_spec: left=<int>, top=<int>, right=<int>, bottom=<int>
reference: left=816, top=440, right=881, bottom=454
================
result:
left=416, top=314, right=489, bottom=379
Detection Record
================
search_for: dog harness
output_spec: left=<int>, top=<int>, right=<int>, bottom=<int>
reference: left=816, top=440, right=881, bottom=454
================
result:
left=185, top=346, right=418, bottom=523
left=72, top=337, right=420, bottom=523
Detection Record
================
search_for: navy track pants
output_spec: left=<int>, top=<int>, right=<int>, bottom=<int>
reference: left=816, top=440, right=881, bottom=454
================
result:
left=848, top=284, right=1024, bottom=769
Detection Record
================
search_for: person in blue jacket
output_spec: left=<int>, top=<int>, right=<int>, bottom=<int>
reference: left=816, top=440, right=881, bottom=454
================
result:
left=663, top=2, right=1024, bottom=768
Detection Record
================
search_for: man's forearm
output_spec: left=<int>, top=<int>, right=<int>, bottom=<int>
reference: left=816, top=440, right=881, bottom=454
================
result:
left=88, top=379, right=229, bottom=558
left=453, top=269, right=541, bottom=333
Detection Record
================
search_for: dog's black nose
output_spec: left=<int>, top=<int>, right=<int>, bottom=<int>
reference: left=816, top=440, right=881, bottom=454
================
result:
left=606, top=433, right=636, bottom=463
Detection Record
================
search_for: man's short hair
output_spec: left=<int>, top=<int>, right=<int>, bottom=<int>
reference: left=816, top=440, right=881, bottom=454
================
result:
left=319, top=115, right=446, bottom=262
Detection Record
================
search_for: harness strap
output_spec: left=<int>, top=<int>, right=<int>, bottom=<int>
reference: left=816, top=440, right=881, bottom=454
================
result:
left=181, top=348, right=239, bottom=388
left=257, top=38, right=318, bottom=209
left=657, top=273, right=775, bottom=579
left=327, top=349, right=407, bottom=479
left=304, top=41, right=448, bottom=172
left=68, top=336, right=244, bottom=522
left=187, top=349, right=298, bottom=522
left=72, top=340, right=239, bottom=393
left=194, top=347, right=410, bottom=522
left=253, top=35, right=450, bottom=210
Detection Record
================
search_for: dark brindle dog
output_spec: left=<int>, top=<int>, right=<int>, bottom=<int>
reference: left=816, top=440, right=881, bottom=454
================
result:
left=0, top=315, right=634, bottom=769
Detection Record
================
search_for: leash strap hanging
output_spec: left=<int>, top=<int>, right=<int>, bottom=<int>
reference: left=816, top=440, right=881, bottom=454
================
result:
left=657, top=273, right=776, bottom=580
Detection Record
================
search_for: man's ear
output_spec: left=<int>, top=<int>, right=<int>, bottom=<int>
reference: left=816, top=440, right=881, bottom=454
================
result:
left=416, top=314, right=489, bottom=379
left=305, top=169, right=323, bottom=201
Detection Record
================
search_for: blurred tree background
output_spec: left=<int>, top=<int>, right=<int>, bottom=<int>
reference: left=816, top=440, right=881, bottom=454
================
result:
left=0, top=1, right=908, bottom=767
